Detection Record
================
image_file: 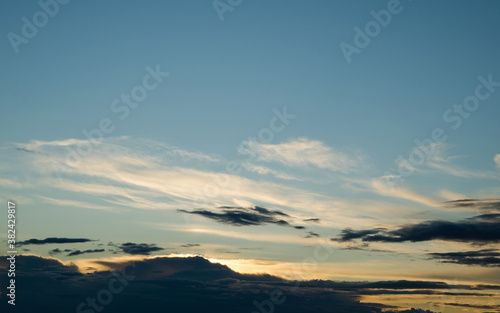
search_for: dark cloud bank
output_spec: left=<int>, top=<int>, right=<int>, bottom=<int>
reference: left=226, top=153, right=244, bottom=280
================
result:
left=1, top=255, right=495, bottom=313
left=333, top=213, right=500, bottom=244
left=429, top=249, right=500, bottom=267
left=332, top=199, right=500, bottom=245
left=333, top=200, right=500, bottom=269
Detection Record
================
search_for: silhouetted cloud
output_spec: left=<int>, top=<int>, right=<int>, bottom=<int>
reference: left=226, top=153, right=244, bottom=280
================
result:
left=118, top=242, right=164, bottom=255
left=49, top=248, right=73, bottom=255
left=0, top=255, right=465, bottom=313
left=333, top=214, right=500, bottom=243
left=67, top=249, right=106, bottom=257
left=340, top=243, right=392, bottom=253
left=444, top=199, right=500, bottom=211
left=304, top=231, right=320, bottom=238
left=304, top=218, right=320, bottom=223
left=49, top=248, right=62, bottom=255
left=180, top=243, right=201, bottom=248
left=179, top=206, right=305, bottom=229
left=17, top=237, right=93, bottom=245
left=214, top=249, right=240, bottom=254
left=439, top=302, right=500, bottom=310
left=429, top=249, right=500, bottom=267
left=334, top=229, right=385, bottom=241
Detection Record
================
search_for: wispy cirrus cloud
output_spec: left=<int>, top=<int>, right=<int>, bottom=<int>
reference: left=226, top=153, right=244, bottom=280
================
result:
left=370, top=177, right=439, bottom=208
left=240, top=137, right=365, bottom=173
left=423, top=144, right=499, bottom=179
left=0, top=178, right=22, bottom=188
left=241, top=162, right=302, bottom=181
left=37, top=195, right=116, bottom=212
left=4, top=137, right=376, bottom=229
left=4, top=136, right=455, bottom=236
left=427, top=161, right=499, bottom=179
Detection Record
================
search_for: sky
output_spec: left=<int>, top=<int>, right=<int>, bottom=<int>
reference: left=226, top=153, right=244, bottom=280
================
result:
left=1, top=1, right=500, bottom=312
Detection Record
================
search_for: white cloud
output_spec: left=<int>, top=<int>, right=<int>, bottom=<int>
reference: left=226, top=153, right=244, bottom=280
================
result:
left=2, top=137, right=417, bottom=231
left=371, top=176, right=439, bottom=208
left=5, top=138, right=341, bottom=217
left=0, top=178, right=23, bottom=188
left=397, top=142, right=499, bottom=179
left=240, top=137, right=365, bottom=173
left=427, top=161, right=498, bottom=179
left=37, top=195, right=116, bottom=212
left=438, top=189, right=467, bottom=201
left=241, top=162, right=302, bottom=181
left=495, top=154, right=500, bottom=168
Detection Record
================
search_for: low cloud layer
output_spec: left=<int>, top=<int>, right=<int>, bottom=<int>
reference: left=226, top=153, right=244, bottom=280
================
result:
left=2, top=255, right=490, bottom=313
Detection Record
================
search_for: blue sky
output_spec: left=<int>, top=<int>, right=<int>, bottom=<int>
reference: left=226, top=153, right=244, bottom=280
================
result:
left=1, top=1, right=500, bottom=312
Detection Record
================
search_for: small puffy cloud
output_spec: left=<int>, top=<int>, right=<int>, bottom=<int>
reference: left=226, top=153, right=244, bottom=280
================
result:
left=495, top=154, right=500, bottom=168
left=48, top=248, right=62, bottom=255
left=118, top=242, right=164, bottom=255
left=304, top=231, right=320, bottom=238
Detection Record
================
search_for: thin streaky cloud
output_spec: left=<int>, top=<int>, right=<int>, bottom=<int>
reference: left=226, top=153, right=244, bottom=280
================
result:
left=240, top=137, right=366, bottom=173
left=37, top=195, right=116, bottom=212
left=17, top=237, right=94, bottom=245
left=241, top=162, right=303, bottom=181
